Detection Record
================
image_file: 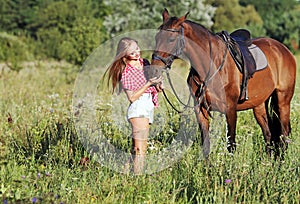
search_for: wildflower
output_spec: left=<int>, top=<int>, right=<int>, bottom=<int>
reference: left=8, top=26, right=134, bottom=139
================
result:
left=48, top=93, right=59, bottom=99
left=7, top=113, right=13, bottom=123
left=32, top=197, right=37, bottom=203
left=37, top=173, right=41, bottom=178
left=225, top=179, right=232, bottom=184
left=80, top=157, right=90, bottom=166
left=21, top=175, right=26, bottom=179
left=4, top=199, right=8, bottom=204
left=45, top=172, right=51, bottom=176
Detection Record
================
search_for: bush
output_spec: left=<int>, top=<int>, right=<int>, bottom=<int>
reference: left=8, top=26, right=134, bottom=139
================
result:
left=0, top=32, right=34, bottom=71
left=57, top=17, right=107, bottom=65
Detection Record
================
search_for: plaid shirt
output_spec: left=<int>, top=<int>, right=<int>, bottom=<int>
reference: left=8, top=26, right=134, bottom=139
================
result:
left=121, top=58, right=158, bottom=107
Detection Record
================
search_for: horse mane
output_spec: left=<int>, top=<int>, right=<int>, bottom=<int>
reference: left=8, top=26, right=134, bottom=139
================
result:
left=158, top=16, right=179, bottom=30
left=158, top=17, right=215, bottom=37
left=184, top=19, right=215, bottom=36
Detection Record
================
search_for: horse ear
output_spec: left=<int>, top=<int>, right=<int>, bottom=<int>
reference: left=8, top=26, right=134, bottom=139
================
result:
left=184, top=11, right=190, bottom=19
left=176, top=11, right=189, bottom=26
left=162, top=8, right=169, bottom=23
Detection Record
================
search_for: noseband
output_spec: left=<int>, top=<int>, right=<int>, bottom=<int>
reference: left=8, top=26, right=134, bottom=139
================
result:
left=152, top=26, right=185, bottom=69
left=152, top=25, right=228, bottom=115
left=152, top=26, right=191, bottom=113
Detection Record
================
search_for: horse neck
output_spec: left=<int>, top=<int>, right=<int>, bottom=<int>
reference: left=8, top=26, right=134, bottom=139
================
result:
left=184, top=22, right=225, bottom=80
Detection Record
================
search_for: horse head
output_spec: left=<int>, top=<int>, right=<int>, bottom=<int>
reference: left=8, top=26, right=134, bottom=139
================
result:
left=149, top=8, right=189, bottom=78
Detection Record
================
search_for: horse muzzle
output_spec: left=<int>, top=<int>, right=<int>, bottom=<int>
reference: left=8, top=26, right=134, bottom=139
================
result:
left=145, top=64, right=163, bottom=79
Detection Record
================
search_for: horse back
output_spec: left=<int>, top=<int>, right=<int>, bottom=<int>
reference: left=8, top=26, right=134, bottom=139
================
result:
left=236, top=37, right=296, bottom=110
left=253, top=37, right=296, bottom=87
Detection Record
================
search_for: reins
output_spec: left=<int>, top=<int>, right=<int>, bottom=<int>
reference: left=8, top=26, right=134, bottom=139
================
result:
left=162, top=68, right=192, bottom=113
left=153, top=25, right=228, bottom=114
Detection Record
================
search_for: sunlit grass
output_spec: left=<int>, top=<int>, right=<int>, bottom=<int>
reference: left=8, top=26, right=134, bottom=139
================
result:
left=0, top=56, right=299, bottom=203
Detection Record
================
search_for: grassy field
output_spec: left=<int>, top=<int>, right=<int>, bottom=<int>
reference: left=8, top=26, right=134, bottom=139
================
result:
left=1, top=54, right=299, bottom=203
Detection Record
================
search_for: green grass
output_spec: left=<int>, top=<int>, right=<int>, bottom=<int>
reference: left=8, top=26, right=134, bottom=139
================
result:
left=1, top=56, right=300, bottom=203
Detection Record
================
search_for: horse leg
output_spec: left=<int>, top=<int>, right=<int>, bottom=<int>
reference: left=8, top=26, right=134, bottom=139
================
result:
left=225, top=108, right=237, bottom=153
left=195, top=106, right=210, bottom=158
left=275, top=91, right=292, bottom=153
left=253, top=103, right=272, bottom=155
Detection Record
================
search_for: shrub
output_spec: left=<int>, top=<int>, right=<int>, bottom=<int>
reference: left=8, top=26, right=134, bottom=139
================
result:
left=0, top=32, right=33, bottom=71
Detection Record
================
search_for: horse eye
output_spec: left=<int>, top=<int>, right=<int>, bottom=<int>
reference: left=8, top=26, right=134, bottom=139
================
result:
left=167, top=38, right=176, bottom=43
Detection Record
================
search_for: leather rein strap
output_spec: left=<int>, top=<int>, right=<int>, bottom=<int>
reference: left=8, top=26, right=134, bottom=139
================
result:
left=153, top=26, right=228, bottom=114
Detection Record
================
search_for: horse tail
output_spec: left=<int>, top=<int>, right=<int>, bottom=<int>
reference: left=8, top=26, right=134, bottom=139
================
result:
left=266, top=91, right=281, bottom=146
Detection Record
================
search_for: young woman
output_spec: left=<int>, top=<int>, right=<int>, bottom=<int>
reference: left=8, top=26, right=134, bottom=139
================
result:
left=105, top=37, right=163, bottom=174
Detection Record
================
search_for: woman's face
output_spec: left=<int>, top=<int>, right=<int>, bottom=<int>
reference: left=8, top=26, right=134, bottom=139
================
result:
left=126, top=42, right=140, bottom=60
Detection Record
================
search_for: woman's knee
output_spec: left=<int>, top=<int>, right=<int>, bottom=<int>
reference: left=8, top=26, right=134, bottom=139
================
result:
left=132, top=140, right=147, bottom=155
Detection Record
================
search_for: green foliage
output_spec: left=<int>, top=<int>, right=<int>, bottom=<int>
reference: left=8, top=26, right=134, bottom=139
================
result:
left=57, top=17, right=106, bottom=65
left=281, top=8, right=300, bottom=51
left=206, top=0, right=264, bottom=36
left=103, top=0, right=216, bottom=37
left=32, top=0, right=108, bottom=65
left=0, top=0, right=40, bottom=33
left=0, top=0, right=109, bottom=66
left=240, top=0, right=300, bottom=51
left=0, top=32, right=33, bottom=71
left=0, top=0, right=299, bottom=68
left=1, top=57, right=300, bottom=203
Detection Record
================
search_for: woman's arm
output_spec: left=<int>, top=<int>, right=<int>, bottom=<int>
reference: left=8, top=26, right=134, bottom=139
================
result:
left=124, top=76, right=162, bottom=103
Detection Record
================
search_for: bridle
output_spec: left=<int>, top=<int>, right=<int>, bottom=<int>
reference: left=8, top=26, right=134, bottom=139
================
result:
left=152, top=26, right=185, bottom=70
left=152, top=25, right=228, bottom=114
left=152, top=26, right=191, bottom=113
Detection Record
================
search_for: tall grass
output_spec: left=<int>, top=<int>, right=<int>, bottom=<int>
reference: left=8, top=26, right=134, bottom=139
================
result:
left=1, top=56, right=299, bottom=203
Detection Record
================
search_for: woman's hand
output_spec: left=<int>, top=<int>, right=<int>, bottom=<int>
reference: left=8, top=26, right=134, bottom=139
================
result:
left=125, top=76, right=164, bottom=104
left=148, top=76, right=163, bottom=86
left=155, top=82, right=165, bottom=92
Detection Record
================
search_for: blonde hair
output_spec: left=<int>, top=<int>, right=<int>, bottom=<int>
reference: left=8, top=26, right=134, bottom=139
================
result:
left=105, top=37, right=138, bottom=93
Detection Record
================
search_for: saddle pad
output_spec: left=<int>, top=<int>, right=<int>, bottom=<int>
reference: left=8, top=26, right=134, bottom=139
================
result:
left=249, top=44, right=268, bottom=71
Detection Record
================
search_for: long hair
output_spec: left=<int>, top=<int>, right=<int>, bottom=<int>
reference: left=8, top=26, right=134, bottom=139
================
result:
left=104, top=37, right=138, bottom=93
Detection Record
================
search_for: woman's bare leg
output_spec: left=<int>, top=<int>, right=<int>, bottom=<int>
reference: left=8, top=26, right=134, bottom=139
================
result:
left=129, top=117, right=150, bottom=174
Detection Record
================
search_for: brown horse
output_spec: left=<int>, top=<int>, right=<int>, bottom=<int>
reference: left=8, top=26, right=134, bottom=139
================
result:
left=150, top=9, right=296, bottom=157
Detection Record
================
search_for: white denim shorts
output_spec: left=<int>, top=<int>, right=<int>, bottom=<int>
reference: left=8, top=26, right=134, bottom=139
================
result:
left=127, top=93, right=154, bottom=124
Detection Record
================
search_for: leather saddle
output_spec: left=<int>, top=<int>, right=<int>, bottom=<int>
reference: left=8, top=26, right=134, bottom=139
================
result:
left=217, top=29, right=259, bottom=102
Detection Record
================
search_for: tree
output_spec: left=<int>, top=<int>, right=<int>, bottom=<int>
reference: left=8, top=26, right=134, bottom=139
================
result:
left=0, top=32, right=33, bottom=71
left=0, top=0, right=44, bottom=35
left=58, top=17, right=106, bottom=65
left=103, top=0, right=216, bottom=37
left=27, top=0, right=108, bottom=65
left=0, top=0, right=111, bottom=65
left=240, top=0, right=300, bottom=51
left=206, top=0, right=264, bottom=37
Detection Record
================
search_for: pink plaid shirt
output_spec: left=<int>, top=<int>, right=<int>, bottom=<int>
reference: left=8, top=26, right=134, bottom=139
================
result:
left=121, top=59, right=158, bottom=107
